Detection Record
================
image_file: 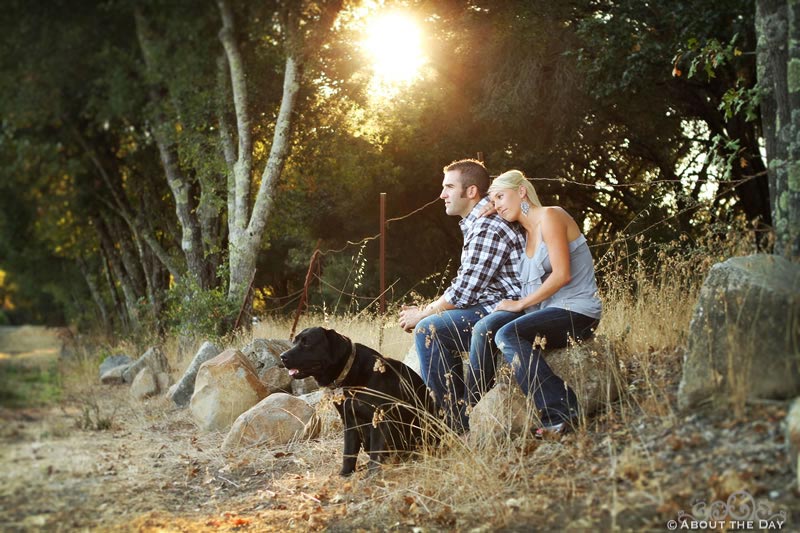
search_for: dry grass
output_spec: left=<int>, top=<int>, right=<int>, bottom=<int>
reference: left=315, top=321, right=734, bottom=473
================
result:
left=4, top=219, right=784, bottom=531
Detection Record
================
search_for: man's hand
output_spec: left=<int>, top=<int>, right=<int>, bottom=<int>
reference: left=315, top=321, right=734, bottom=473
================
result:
left=478, top=202, right=497, bottom=218
left=495, top=299, right=524, bottom=313
left=399, top=304, right=426, bottom=333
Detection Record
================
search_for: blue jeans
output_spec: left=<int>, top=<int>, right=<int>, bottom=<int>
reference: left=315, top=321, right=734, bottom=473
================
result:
left=468, top=307, right=599, bottom=425
left=414, top=306, right=487, bottom=432
left=466, top=310, right=520, bottom=406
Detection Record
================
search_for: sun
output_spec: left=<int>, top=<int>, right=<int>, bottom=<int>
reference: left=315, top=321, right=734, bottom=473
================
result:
left=362, top=11, right=426, bottom=85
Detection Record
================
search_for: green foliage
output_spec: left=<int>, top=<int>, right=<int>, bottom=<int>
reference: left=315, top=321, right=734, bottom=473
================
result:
left=164, top=275, right=237, bottom=340
left=0, top=0, right=776, bottom=333
left=676, top=34, right=761, bottom=121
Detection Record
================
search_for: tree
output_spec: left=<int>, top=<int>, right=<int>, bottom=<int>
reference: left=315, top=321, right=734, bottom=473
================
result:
left=756, top=0, right=800, bottom=257
left=215, top=0, right=344, bottom=312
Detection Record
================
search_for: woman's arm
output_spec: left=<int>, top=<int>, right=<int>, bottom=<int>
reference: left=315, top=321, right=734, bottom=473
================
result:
left=495, top=209, right=572, bottom=312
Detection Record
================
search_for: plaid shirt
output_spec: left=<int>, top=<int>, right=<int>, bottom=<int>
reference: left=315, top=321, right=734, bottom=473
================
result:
left=444, top=197, right=524, bottom=311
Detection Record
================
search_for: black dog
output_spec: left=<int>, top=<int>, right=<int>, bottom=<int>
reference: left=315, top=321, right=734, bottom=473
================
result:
left=280, top=327, right=437, bottom=476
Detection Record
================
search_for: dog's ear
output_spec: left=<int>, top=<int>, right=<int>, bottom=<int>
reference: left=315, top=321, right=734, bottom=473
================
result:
left=323, top=328, right=350, bottom=357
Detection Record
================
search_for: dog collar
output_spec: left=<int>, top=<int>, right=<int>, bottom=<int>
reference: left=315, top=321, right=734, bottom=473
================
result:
left=330, top=338, right=357, bottom=388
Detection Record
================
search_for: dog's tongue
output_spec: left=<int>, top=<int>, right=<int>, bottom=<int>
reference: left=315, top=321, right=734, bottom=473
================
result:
left=287, top=368, right=299, bottom=377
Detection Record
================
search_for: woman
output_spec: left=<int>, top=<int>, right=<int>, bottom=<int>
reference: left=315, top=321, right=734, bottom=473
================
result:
left=465, top=169, right=602, bottom=435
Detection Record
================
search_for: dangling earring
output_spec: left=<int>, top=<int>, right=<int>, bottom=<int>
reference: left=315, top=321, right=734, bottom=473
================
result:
left=520, top=201, right=530, bottom=215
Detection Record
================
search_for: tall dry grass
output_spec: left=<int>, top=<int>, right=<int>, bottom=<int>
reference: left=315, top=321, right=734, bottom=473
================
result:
left=53, top=218, right=766, bottom=529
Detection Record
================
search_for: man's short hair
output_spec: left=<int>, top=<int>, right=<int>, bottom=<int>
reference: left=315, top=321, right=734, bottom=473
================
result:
left=443, top=159, right=490, bottom=197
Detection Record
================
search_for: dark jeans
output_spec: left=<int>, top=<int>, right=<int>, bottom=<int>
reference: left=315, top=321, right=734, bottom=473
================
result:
left=414, top=306, right=487, bottom=432
left=467, top=307, right=599, bottom=425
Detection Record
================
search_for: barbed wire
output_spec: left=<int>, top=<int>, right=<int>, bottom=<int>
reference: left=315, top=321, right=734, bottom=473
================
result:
left=317, top=170, right=764, bottom=258
left=315, top=274, right=401, bottom=302
left=257, top=286, right=305, bottom=313
left=525, top=170, right=766, bottom=189
left=591, top=180, right=768, bottom=275
left=271, top=169, right=768, bottom=312
left=318, top=197, right=441, bottom=256
left=588, top=171, right=760, bottom=252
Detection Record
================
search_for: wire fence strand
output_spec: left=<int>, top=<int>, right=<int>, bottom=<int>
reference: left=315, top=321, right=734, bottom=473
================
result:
left=271, top=170, right=767, bottom=311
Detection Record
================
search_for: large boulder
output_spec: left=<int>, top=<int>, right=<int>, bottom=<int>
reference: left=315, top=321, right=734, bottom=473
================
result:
left=678, top=255, right=800, bottom=409
left=468, top=383, right=530, bottom=444
left=260, top=365, right=294, bottom=396
left=241, top=338, right=292, bottom=381
left=403, top=345, right=422, bottom=377
left=168, top=341, right=221, bottom=407
left=190, top=349, right=268, bottom=432
left=222, top=392, right=318, bottom=449
left=301, top=389, right=343, bottom=436
left=130, top=367, right=159, bottom=400
left=122, top=347, right=170, bottom=384
left=291, top=376, right=319, bottom=396
left=404, top=335, right=620, bottom=419
left=100, top=365, right=128, bottom=385
left=98, top=354, right=132, bottom=379
left=545, top=335, right=621, bottom=416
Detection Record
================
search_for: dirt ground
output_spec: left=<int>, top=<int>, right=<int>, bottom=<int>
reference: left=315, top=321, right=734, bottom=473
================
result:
left=0, top=328, right=798, bottom=532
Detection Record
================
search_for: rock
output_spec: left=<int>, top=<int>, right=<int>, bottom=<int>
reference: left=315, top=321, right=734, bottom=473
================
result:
left=130, top=367, right=158, bottom=400
left=122, top=347, right=170, bottom=384
left=544, top=335, right=621, bottom=417
left=405, top=334, right=619, bottom=422
left=787, top=398, right=800, bottom=483
left=467, top=335, right=621, bottom=440
left=167, top=341, right=221, bottom=407
left=403, top=345, right=421, bottom=377
left=98, top=354, right=132, bottom=379
left=241, top=338, right=292, bottom=380
left=260, top=365, right=294, bottom=395
left=468, top=383, right=530, bottom=444
left=678, top=254, right=800, bottom=409
left=156, top=372, right=172, bottom=394
left=300, top=389, right=342, bottom=436
left=291, top=376, right=319, bottom=396
left=222, top=392, right=318, bottom=449
left=190, top=349, right=268, bottom=432
left=100, top=365, right=128, bottom=385
left=301, top=389, right=326, bottom=407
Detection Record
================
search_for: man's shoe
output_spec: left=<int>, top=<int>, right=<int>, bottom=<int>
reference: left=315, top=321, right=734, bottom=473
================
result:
left=534, top=415, right=577, bottom=439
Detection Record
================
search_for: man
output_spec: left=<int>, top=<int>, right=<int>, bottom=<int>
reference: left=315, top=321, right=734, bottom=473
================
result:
left=399, top=159, right=522, bottom=432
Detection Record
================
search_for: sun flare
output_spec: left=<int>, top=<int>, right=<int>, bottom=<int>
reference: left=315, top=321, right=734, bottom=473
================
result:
left=363, top=12, right=426, bottom=85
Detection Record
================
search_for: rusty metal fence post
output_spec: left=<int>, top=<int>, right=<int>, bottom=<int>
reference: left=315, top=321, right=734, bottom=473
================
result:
left=379, top=192, right=386, bottom=315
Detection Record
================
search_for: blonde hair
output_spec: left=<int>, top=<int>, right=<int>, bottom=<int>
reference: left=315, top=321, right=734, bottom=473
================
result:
left=488, top=169, right=542, bottom=207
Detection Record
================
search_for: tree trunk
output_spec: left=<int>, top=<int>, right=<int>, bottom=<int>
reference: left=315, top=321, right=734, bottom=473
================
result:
left=71, top=123, right=186, bottom=282
left=216, top=0, right=306, bottom=310
left=94, top=215, right=140, bottom=330
left=135, top=8, right=209, bottom=287
left=77, top=257, right=111, bottom=333
left=104, top=211, right=146, bottom=298
left=757, top=0, right=800, bottom=258
left=227, top=53, right=302, bottom=306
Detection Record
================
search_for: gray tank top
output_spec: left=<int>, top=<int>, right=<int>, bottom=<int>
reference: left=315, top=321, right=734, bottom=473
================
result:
left=519, top=230, right=602, bottom=319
